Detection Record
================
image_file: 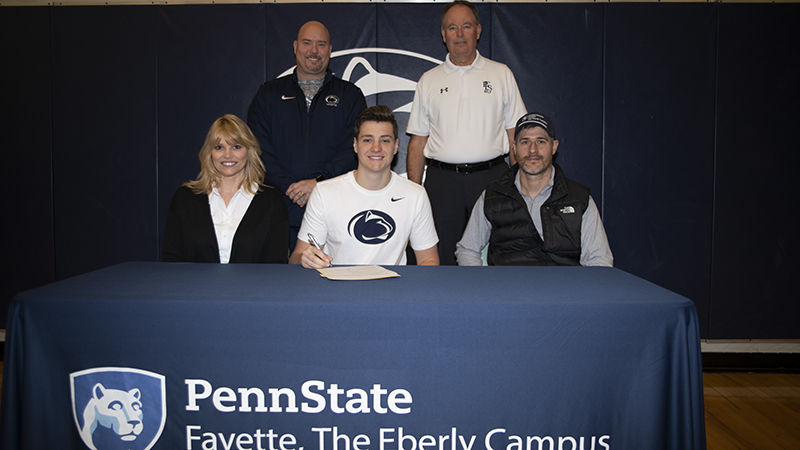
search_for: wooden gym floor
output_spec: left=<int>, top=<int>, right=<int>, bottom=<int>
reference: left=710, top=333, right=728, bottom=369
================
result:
left=704, top=371, right=800, bottom=449
left=0, top=362, right=798, bottom=448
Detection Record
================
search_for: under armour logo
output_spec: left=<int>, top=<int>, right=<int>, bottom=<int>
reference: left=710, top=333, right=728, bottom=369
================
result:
left=440, top=87, right=448, bottom=94
left=483, top=81, right=493, bottom=94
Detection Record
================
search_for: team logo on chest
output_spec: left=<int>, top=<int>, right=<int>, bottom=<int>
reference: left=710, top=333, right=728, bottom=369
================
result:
left=348, top=210, right=396, bottom=244
left=325, top=95, right=340, bottom=106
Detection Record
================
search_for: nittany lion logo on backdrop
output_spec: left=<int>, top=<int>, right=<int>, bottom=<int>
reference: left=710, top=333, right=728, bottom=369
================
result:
left=71, top=367, right=166, bottom=450
left=348, top=210, right=396, bottom=244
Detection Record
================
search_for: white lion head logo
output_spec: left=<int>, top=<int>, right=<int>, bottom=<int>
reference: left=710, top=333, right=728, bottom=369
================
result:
left=80, top=383, right=144, bottom=448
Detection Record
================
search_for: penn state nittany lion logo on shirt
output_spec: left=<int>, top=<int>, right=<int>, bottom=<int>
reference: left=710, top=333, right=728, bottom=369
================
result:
left=71, top=367, right=166, bottom=450
left=348, top=210, right=396, bottom=244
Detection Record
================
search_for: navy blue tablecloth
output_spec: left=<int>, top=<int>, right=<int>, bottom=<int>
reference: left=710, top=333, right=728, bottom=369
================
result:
left=1, top=263, right=705, bottom=450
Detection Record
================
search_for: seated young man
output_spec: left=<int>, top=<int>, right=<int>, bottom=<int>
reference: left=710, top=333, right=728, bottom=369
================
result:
left=289, top=105, right=439, bottom=268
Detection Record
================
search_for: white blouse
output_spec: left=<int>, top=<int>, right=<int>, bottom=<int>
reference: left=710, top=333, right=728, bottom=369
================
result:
left=208, top=185, right=255, bottom=263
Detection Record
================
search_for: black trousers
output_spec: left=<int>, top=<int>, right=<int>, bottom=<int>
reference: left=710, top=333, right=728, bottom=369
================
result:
left=424, top=162, right=508, bottom=265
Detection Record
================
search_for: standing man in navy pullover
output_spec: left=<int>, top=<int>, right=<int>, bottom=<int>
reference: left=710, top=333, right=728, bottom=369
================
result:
left=248, top=20, right=367, bottom=250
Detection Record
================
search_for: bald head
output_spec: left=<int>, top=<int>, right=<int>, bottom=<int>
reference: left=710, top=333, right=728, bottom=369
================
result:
left=293, top=21, right=332, bottom=80
left=297, top=21, right=330, bottom=42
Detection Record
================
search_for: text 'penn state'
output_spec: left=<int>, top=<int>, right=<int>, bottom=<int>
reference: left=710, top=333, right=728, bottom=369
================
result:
left=186, top=379, right=412, bottom=414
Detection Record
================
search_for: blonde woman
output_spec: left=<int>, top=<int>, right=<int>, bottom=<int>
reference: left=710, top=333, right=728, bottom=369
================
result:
left=162, top=114, right=288, bottom=263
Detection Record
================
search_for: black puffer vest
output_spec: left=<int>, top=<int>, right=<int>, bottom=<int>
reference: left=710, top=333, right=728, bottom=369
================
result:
left=484, top=164, right=589, bottom=266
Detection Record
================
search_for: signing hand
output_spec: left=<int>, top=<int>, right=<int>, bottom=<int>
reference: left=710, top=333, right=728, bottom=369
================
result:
left=289, top=239, right=333, bottom=269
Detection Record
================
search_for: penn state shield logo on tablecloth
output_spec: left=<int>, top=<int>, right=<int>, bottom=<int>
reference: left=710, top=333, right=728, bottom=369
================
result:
left=70, top=367, right=166, bottom=450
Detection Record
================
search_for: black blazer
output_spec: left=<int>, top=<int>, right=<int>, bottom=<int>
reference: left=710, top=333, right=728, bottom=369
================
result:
left=161, top=185, right=288, bottom=263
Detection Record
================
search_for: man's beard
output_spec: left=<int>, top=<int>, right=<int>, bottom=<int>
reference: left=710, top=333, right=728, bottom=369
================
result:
left=519, top=157, right=551, bottom=176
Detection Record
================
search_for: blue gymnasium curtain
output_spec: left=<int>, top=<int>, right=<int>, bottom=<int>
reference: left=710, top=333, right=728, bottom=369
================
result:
left=491, top=4, right=605, bottom=203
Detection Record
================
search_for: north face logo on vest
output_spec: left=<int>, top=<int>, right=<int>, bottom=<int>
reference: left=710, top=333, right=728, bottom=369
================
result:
left=71, top=367, right=166, bottom=450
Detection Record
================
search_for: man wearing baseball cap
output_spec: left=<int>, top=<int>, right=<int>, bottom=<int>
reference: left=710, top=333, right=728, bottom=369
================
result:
left=455, top=112, right=613, bottom=266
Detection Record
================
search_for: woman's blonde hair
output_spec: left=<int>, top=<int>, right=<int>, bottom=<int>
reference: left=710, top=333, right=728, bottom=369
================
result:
left=184, top=114, right=265, bottom=195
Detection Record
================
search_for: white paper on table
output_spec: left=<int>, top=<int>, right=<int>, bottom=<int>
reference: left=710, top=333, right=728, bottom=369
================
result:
left=316, top=265, right=400, bottom=280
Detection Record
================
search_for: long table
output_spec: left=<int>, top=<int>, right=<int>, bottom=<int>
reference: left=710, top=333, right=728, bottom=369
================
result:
left=1, top=263, right=705, bottom=449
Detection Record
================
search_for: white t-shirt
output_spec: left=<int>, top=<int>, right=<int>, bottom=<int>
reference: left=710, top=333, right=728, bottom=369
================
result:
left=298, top=171, right=439, bottom=265
left=406, top=51, right=527, bottom=164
